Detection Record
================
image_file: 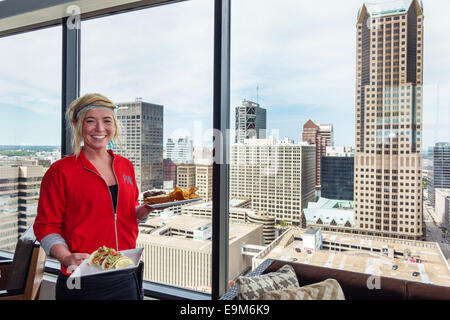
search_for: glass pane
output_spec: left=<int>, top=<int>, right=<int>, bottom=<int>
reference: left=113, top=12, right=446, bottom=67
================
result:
left=0, top=27, right=61, bottom=253
left=229, top=0, right=450, bottom=293
left=81, top=0, right=213, bottom=293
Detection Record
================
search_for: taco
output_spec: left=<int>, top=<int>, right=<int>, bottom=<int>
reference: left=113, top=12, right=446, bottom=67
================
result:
left=112, top=256, right=135, bottom=269
left=88, top=245, right=109, bottom=267
left=89, top=246, right=135, bottom=270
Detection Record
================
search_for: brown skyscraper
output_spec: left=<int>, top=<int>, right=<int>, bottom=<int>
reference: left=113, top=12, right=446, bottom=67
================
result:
left=355, top=0, right=424, bottom=240
left=303, top=120, right=333, bottom=187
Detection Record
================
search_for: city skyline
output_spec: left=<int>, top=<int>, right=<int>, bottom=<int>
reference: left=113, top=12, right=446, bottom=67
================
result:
left=0, top=0, right=449, bottom=149
left=1, top=0, right=450, bottom=299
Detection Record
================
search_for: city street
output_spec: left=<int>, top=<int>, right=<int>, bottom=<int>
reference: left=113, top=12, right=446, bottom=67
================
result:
left=423, top=201, right=450, bottom=260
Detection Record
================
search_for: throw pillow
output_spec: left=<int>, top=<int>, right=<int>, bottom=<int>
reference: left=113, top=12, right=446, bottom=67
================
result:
left=259, top=278, right=345, bottom=300
left=236, top=264, right=300, bottom=300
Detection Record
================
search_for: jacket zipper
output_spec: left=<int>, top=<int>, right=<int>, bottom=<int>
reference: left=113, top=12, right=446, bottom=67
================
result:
left=111, top=157, right=120, bottom=251
left=83, top=160, right=120, bottom=251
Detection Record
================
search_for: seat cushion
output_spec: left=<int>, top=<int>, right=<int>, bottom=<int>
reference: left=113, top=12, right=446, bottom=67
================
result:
left=236, top=264, right=299, bottom=300
left=259, top=278, right=346, bottom=300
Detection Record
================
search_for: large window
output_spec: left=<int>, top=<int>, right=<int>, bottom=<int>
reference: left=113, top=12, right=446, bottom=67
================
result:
left=227, top=0, right=450, bottom=290
left=81, top=0, right=214, bottom=293
left=1, top=0, right=450, bottom=300
left=0, top=26, right=61, bottom=252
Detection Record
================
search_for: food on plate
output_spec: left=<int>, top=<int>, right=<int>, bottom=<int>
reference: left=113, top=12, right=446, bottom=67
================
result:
left=88, top=246, right=134, bottom=270
left=143, top=186, right=200, bottom=205
left=113, top=257, right=135, bottom=269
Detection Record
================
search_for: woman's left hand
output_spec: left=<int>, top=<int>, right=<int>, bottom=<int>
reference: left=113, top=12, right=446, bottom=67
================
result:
left=136, top=205, right=155, bottom=221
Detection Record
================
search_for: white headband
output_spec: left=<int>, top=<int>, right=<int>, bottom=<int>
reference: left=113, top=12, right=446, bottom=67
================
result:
left=75, top=105, right=118, bottom=120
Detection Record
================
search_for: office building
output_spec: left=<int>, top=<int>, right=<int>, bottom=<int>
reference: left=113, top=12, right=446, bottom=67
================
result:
left=434, top=189, right=450, bottom=232
left=428, top=143, right=450, bottom=207
left=0, top=165, right=45, bottom=251
left=163, top=158, right=177, bottom=189
left=182, top=199, right=276, bottom=245
left=166, top=137, right=193, bottom=164
left=321, top=147, right=354, bottom=200
left=116, top=99, right=164, bottom=192
left=176, top=164, right=196, bottom=190
left=194, top=165, right=213, bottom=201
left=235, top=100, right=267, bottom=143
left=193, top=147, right=212, bottom=165
left=177, top=164, right=213, bottom=201
left=354, top=0, right=424, bottom=240
left=137, top=214, right=263, bottom=292
left=302, top=120, right=334, bottom=187
left=230, top=137, right=316, bottom=225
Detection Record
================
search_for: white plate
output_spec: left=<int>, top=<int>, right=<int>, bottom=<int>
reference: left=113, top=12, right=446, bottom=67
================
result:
left=144, top=198, right=202, bottom=209
left=69, top=247, right=143, bottom=280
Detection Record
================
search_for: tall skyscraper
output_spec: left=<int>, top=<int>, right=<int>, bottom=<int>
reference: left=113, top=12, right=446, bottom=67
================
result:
left=428, top=142, right=450, bottom=207
left=302, top=120, right=334, bottom=187
left=235, top=100, right=267, bottom=143
left=116, top=99, right=163, bottom=193
left=355, top=0, right=424, bottom=240
left=230, top=137, right=316, bottom=225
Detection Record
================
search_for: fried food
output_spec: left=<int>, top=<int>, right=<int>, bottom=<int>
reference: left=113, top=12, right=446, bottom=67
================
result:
left=143, top=194, right=171, bottom=205
left=143, top=190, right=165, bottom=198
left=143, top=186, right=200, bottom=205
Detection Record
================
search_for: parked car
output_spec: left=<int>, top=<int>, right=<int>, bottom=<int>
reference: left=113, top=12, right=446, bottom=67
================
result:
left=392, top=265, right=398, bottom=270
left=412, top=272, right=420, bottom=277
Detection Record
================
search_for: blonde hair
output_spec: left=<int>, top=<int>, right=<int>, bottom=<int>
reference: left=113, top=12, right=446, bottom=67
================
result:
left=66, top=93, right=121, bottom=157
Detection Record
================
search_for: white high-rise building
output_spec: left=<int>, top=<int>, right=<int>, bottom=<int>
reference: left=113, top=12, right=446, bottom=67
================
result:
left=166, top=137, right=193, bottom=164
left=230, top=137, right=316, bottom=225
left=193, top=147, right=212, bottom=165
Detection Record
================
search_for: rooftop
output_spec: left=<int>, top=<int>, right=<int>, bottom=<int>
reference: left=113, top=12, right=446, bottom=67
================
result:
left=138, top=214, right=262, bottom=251
left=303, top=198, right=355, bottom=227
left=365, top=0, right=412, bottom=17
left=255, top=228, right=450, bottom=287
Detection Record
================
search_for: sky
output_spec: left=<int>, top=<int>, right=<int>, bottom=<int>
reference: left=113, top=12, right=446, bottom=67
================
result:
left=0, top=0, right=449, bottom=148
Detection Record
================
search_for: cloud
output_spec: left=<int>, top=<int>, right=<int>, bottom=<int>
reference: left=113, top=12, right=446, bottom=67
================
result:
left=1, top=0, right=449, bottom=148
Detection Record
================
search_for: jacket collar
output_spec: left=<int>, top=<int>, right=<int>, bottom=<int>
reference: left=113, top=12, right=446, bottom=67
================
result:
left=78, top=149, right=117, bottom=174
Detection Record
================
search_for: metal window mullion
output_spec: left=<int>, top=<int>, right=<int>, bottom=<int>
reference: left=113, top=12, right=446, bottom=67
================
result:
left=61, top=17, right=80, bottom=157
left=211, top=0, right=231, bottom=300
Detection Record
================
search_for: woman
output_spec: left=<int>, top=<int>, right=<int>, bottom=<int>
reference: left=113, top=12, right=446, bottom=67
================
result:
left=34, top=93, right=154, bottom=300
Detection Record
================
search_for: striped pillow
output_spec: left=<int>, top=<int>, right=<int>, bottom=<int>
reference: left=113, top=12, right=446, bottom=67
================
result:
left=259, top=279, right=345, bottom=300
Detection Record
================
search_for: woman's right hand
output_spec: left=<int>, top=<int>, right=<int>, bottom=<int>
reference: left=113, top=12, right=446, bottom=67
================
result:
left=50, top=243, right=90, bottom=270
left=61, top=253, right=90, bottom=269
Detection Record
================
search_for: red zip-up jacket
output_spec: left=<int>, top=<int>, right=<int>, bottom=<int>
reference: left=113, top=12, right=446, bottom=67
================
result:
left=34, top=149, right=140, bottom=275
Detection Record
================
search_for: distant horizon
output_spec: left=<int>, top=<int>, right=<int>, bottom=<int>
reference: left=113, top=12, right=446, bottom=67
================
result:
left=1, top=0, right=449, bottom=147
left=0, top=142, right=446, bottom=151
